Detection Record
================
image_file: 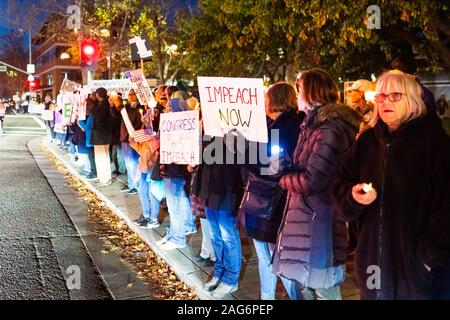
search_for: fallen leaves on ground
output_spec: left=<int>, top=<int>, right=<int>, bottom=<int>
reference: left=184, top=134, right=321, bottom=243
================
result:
left=41, top=144, right=198, bottom=300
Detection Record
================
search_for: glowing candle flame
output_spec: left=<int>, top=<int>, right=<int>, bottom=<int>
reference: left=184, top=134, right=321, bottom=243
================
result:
left=362, top=183, right=373, bottom=193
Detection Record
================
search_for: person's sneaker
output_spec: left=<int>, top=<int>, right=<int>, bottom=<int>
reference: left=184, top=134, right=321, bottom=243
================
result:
left=156, top=236, right=169, bottom=246
left=202, top=277, right=221, bottom=292
left=79, top=171, right=88, bottom=177
left=128, top=188, right=138, bottom=195
left=137, top=218, right=150, bottom=228
left=86, top=173, right=98, bottom=181
left=147, top=220, right=160, bottom=228
left=210, top=283, right=238, bottom=298
left=120, top=185, right=130, bottom=192
left=193, top=255, right=215, bottom=267
left=185, top=229, right=197, bottom=236
left=193, top=255, right=208, bottom=263
left=100, top=180, right=112, bottom=187
left=205, top=258, right=216, bottom=268
left=139, top=219, right=160, bottom=229
left=112, top=170, right=120, bottom=175
left=134, top=215, right=146, bottom=224
left=160, top=240, right=186, bottom=251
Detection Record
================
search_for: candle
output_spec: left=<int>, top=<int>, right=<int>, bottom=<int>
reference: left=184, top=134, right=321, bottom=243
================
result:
left=362, top=183, right=373, bottom=193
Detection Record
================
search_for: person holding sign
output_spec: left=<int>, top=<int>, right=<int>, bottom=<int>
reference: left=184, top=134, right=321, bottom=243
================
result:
left=113, top=91, right=142, bottom=194
left=130, top=113, right=162, bottom=230
left=156, top=96, right=197, bottom=251
left=334, top=71, right=450, bottom=300
left=272, top=69, right=361, bottom=300
left=190, top=126, right=244, bottom=298
left=239, top=82, right=305, bottom=300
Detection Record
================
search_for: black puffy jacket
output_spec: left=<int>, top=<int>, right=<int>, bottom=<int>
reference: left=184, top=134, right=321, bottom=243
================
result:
left=272, top=103, right=360, bottom=289
left=334, top=115, right=450, bottom=299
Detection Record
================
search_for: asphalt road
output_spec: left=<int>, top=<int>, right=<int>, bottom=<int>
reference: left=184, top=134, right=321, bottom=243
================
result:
left=0, top=115, right=111, bottom=299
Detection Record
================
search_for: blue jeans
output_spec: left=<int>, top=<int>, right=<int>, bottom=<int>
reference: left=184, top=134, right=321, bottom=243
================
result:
left=253, top=239, right=302, bottom=300
left=205, top=207, right=242, bottom=286
left=139, top=172, right=161, bottom=221
left=164, top=177, right=193, bottom=246
left=121, top=142, right=140, bottom=189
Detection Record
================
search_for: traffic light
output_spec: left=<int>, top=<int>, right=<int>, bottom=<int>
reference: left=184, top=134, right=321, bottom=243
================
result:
left=27, top=79, right=39, bottom=91
left=80, top=39, right=99, bottom=70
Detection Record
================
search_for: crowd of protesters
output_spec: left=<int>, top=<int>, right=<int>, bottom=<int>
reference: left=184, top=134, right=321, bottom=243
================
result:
left=42, top=56, right=450, bottom=300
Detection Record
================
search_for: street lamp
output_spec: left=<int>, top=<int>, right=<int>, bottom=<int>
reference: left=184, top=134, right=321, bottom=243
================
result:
left=60, top=52, right=71, bottom=60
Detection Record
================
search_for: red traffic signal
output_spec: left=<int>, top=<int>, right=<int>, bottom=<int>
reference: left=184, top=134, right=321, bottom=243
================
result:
left=27, top=79, right=39, bottom=90
left=80, top=39, right=99, bottom=70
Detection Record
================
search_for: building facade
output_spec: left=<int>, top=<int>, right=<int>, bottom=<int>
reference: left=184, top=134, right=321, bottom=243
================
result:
left=32, top=15, right=81, bottom=101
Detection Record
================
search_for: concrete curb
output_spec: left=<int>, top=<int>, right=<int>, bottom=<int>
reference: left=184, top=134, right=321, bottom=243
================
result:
left=40, top=138, right=223, bottom=300
left=28, top=138, right=156, bottom=300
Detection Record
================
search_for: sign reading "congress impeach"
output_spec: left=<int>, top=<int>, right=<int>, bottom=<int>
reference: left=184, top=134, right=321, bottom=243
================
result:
left=198, top=76, right=268, bottom=143
left=160, top=110, right=201, bottom=165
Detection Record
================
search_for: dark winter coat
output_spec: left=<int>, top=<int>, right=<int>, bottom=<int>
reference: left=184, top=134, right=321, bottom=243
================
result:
left=119, top=103, right=143, bottom=143
left=191, top=136, right=244, bottom=213
left=90, top=99, right=113, bottom=145
left=109, top=106, right=122, bottom=145
left=241, top=110, right=304, bottom=243
left=333, top=115, right=450, bottom=299
left=72, top=122, right=86, bottom=147
left=272, top=103, right=361, bottom=289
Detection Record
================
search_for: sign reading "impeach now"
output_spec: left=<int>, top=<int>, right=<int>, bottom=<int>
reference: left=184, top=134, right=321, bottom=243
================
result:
left=198, top=76, right=268, bottom=143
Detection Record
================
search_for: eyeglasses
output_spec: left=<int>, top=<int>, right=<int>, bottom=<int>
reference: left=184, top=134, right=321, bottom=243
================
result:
left=374, top=92, right=405, bottom=103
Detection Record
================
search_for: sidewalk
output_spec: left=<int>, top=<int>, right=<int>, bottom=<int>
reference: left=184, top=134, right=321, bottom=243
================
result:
left=43, top=138, right=360, bottom=300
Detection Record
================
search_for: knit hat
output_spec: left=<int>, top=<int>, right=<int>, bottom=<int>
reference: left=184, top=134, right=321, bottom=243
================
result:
left=346, top=79, right=375, bottom=93
left=169, top=98, right=189, bottom=112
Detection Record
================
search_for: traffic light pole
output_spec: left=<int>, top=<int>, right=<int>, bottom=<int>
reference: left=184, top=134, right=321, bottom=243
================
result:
left=108, top=0, right=112, bottom=80
left=0, top=60, right=28, bottom=75
left=29, top=29, right=32, bottom=65
left=28, top=29, right=32, bottom=108
left=78, top=0, right=91, bottom=86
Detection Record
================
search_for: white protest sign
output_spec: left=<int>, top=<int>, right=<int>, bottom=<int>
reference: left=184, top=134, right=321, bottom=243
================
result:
left=42, top=109, right=54, bottom=121
left=197, top=76, right=268, bottom=143
left=88, top=79, right=133, bottom=97
left=77, top=86, right=91, bottom=120
left=68, top=93, right=79, bottom=123
left=0, top=102, right=6, bottom=116
left=54, top=124, right=67, bottom=134
left=57, top=92, right=73, bottom=124
left=63, top=101, right=72, bottom=122
left=120, top=108, right=135, bottom=135
left=60, top=78, right=82, bottom=93
left=160, top=110, right=201, bottom=165
left=125, top=69, right=156, bottom=107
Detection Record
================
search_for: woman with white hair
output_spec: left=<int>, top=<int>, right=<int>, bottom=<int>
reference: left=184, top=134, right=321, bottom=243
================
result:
left=334, top=71, right=450, bottom=299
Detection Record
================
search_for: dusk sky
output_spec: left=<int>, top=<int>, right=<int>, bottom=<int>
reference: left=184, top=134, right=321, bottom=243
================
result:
left=0, top=0, right=62, bottom=35
left=0, top=0, right=197, bottom=35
